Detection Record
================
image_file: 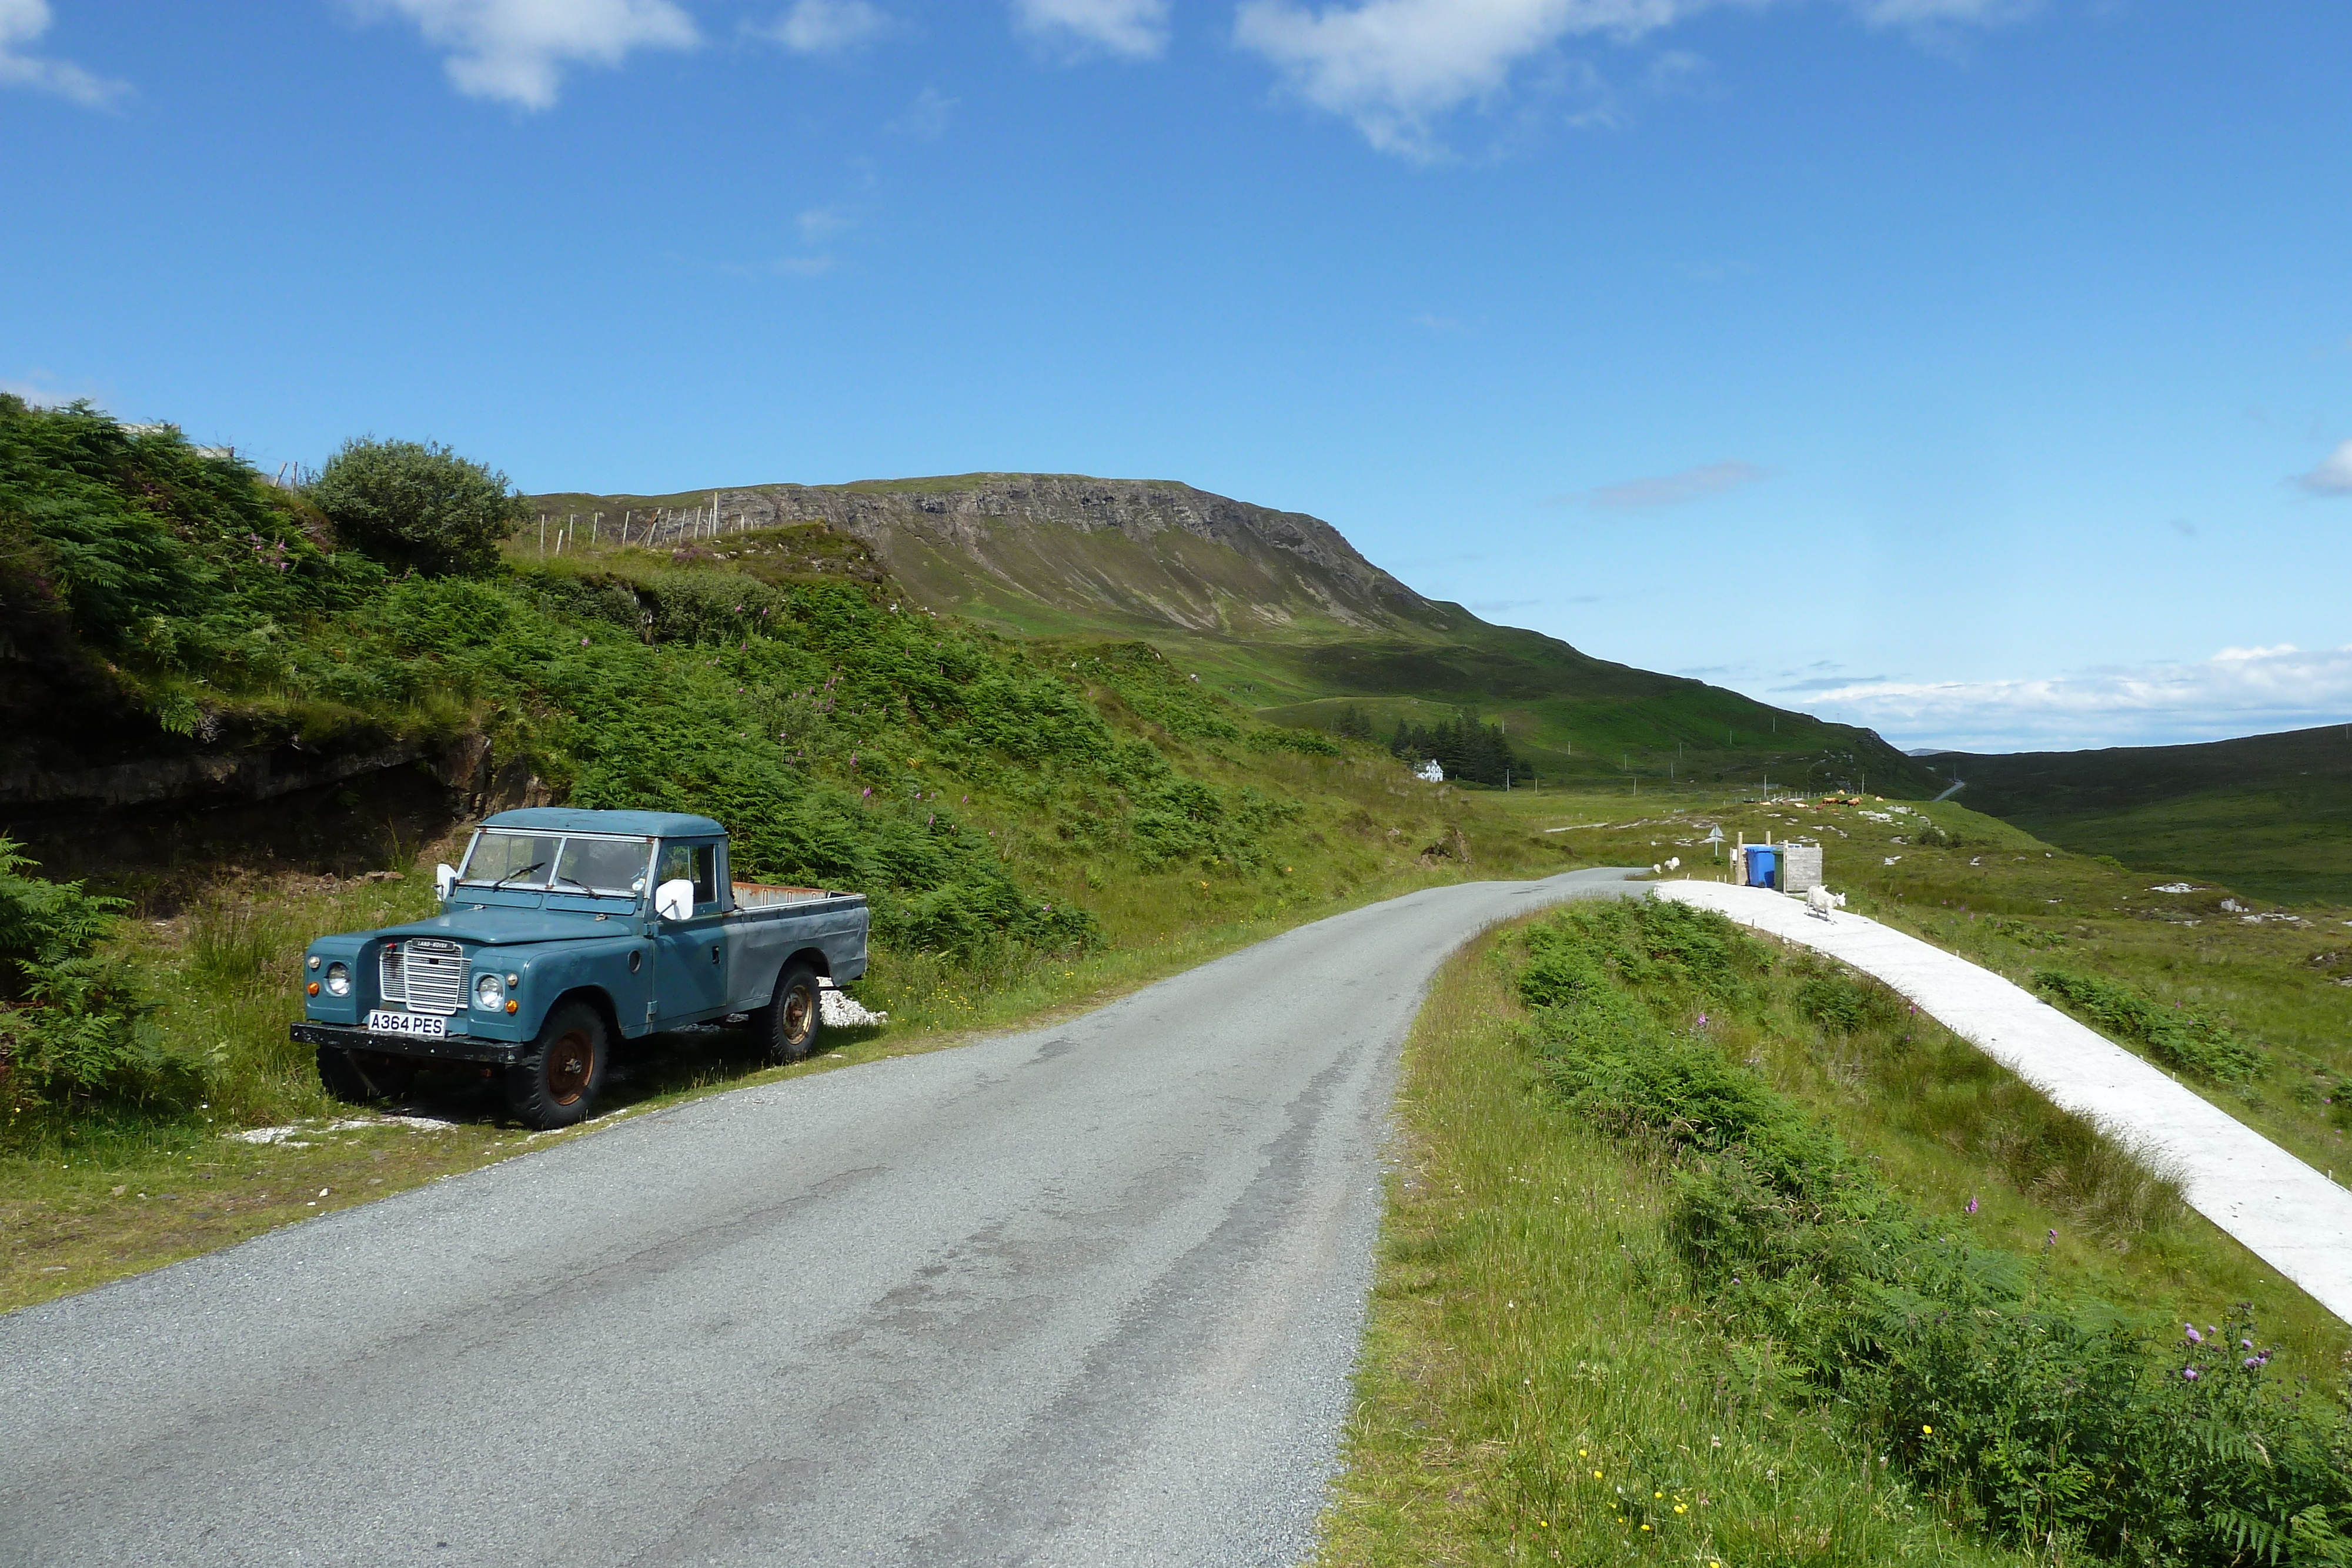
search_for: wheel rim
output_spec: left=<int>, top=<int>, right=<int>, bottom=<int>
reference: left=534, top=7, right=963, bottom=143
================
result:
left=783, top=985, right=814, bottom=1046
left=546, top=1028, right=594, bottom=1105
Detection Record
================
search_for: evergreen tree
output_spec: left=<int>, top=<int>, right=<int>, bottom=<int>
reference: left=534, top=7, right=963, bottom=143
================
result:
left=1388, top=710, right=1522, bottom=785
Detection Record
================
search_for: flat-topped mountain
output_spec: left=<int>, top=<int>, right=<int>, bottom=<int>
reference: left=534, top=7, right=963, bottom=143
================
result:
left=532, top=473, right=1456, bottom=640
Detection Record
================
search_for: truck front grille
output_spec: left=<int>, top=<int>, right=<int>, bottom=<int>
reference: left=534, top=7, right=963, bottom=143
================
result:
left=379, top=938, right=466, bottom=1015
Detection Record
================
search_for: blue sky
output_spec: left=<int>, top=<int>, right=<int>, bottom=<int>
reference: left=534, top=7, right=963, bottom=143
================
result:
left=5, top=0, right=2347, bottom=753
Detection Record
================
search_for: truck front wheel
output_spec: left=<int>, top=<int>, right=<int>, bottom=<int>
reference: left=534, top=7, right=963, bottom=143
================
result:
left=505, top=1001, right=609, bottom=1129
left=318, top=1047, right=416, bottom=1103
left=754, top=962, right=822, bottom=1065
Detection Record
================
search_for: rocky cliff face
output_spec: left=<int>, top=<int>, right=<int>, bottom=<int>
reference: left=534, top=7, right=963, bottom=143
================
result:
left=677, top=475, right=1439, bottom=636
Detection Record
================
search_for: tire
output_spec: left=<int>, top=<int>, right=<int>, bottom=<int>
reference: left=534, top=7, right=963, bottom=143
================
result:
left=504, top=1001, right=609, bottom=1130
left=753, top=962, right=823, bottom=1065
left=318, top=1046, right=416, bottom=1103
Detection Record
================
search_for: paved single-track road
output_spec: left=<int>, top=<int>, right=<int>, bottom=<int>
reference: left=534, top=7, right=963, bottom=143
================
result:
left=1, top=868, right=1638, bottom=1568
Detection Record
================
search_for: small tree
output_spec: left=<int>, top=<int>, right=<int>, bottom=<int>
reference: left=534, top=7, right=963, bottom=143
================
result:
left=307, top=437, right=526, bottom=576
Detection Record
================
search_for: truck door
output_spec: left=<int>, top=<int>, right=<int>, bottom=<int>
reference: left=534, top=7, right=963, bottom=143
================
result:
left=652, top=839, right=730, bottom=1024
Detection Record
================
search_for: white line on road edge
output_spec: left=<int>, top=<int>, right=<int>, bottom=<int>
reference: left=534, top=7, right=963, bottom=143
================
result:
left=1654, top=881, right=2352, bottom=1324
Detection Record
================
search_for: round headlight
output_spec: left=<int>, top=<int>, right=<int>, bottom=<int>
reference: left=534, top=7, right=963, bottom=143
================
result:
left=475, top=972, right=505, bottom=1008
left=324, top=962, right=350, bottom=997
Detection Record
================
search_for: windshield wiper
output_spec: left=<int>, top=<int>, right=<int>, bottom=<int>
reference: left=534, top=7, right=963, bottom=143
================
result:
left=551, top=871, right=596, bottom=894
left=492, top=861, right=547, bottom=889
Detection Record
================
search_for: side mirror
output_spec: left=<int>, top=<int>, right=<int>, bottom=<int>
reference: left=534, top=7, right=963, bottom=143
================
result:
left=655, top=878, right=696, bottom=921
left=435, top=863, right=459, bottom=900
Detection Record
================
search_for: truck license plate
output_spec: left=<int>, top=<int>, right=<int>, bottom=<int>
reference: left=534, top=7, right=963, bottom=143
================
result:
left=368, top=1010, right=447, bottom=1039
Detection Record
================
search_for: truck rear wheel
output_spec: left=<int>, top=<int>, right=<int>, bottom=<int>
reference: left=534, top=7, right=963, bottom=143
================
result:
left=505, top=1001, right=608, bottom=1129
left=754, top=962, right=822, bottom=1065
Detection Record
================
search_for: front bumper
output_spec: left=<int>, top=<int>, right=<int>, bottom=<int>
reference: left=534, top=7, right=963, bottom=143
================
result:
left=292, top=1021, right=524, bottom=1067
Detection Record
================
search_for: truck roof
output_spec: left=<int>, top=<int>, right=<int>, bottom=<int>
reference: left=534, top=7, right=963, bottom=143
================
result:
left=481, top=807, right=726, bottom=838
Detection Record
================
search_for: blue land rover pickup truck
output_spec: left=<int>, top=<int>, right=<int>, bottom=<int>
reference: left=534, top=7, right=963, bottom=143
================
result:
left=290, top=807, right=870, bottom=1129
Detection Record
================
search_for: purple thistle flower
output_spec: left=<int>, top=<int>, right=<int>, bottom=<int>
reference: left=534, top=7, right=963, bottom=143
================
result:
left=2184, top=1325, right=2203, bottom=1343
left=2242, top=1339, right=2254, bottom=1350
left=2244, top=1357, right=2261, bottom=1369
left=1965, top=1197, right=1978, bottom=1215
left=2183, top=1368, right=2199, bottom=1381
left=861, top=787, right=871, bottom=798
left=2046, top=1229, right=2057, bottom=1247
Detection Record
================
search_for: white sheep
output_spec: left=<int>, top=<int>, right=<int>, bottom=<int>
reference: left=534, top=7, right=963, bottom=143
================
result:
left=1806, top=884, right=1847, bottom=921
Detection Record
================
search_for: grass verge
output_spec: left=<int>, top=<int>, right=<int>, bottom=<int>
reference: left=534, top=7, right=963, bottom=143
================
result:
left=1321, top=900, right=2351, bottom=1567
left=1321, top=925, right=2019, bottom=1566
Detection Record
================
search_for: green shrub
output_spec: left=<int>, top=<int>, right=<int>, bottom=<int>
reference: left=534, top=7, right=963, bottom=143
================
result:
left=1078, top=642, right=1242, bottom=740
left=2034, top=967, right=2268, bottom=1082
left=1244, top=727, right=1339, bottom=756
left=306, top=437, right=526, bottom=577
left=0, top=838, right=191, bottom=1106
left=1512, top=901, right=2352, bottom=1567
left=1, top=397, right=377, bottom=720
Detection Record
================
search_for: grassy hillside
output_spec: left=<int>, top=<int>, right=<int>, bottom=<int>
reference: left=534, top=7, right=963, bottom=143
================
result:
left=529, top=475, right=1939, bottom=797
left=1933, top=725, right=2352, bottom=905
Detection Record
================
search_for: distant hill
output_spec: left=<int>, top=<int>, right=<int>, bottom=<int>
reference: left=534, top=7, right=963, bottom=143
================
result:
left=1934, top=724, right=2352, bottom=904
left=530, top=474, right=1937, bottom=794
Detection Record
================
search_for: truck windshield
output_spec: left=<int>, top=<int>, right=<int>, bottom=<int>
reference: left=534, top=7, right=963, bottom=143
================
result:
left=554, top=835, right=653, bottom=896
left=460, top=832, right=650, bottom=895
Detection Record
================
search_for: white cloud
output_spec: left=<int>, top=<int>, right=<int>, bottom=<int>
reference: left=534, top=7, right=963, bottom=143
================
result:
left=1234, top=0, right=1669, bottom=156
left=796, top=205, right=852, bottom=242
left=0, top=0, right=129, bottom=108
left=1850, top=0, right=2034, bottom=26
left=2296, top=437, right=2352, bottom=496
left=763, top=0, right=893, bottom=54
left=1234, top=0, right=2022, bottom=156
left=887, top=83, right=956, bottom=137
left=1803, top=644, right=2352, bottom=752
left=1579, top=458, right=1770, bottom=510
left=366, top=0, right=698, bottom=110
left=2, top=368, right=101, bottom=407
left=1012, top=0, right=1169, bottom=59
